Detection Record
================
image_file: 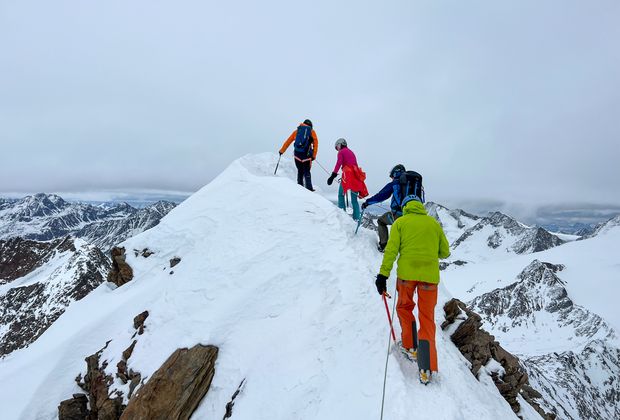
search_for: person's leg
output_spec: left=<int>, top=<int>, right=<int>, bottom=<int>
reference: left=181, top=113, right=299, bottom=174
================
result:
left=338, top=184, right=346, bottom=210
left=416, top=282, right=439, bottom=372
left=377, top=211, right=394, bottom=249
left=351, top=192, right=360, bottom=221
left=294, top=159, right=304, bottom=186
left=396, top=279, right=417, bottom=350
left=303, top=160, right=314, bottom=191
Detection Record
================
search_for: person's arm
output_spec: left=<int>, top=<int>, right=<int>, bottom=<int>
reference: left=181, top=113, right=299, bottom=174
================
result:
left=311, top=130, right=319, bottom=160
left=332, top=149, right=344, bottom=174
left=279, top=130, right=296, bottom=154
left=366, top=181, right=394, bottom=205
left=379, top=221, right=401, bottom=277
left=438, top=225, right=451, bottom=259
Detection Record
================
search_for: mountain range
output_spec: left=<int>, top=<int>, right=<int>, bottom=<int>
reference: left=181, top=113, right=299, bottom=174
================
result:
left=0, top=154, right=618, bottom=419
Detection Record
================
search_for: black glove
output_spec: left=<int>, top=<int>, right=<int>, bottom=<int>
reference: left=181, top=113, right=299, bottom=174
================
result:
left=327, top=172, right=337, bottom=185
left=361, top=201, right=369, bottom=210
left=279, top=151, right=283, bottom=156
left=375, top=274, right=388, bottom=295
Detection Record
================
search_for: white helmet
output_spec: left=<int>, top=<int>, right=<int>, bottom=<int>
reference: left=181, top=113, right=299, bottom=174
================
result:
left=334, top=138, right=347, bottom=149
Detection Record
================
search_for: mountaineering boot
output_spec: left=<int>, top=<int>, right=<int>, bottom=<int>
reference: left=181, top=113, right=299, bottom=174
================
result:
left=419, top=369, right=431, bottom=385
left=398, top=341, right=417, bottom=362
left=417, top=339, right=431, bottom=384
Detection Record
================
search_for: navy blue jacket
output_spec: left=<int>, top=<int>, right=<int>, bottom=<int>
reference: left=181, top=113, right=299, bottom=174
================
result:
left=366, top=179, right=403, bottom=215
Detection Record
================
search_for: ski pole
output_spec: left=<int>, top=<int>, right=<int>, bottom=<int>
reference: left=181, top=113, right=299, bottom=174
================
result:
left=274, top=154, right=282, bottom=175
left=354, top=208, right=365, bottom=235
left=382, top=292, right=396, bottom=342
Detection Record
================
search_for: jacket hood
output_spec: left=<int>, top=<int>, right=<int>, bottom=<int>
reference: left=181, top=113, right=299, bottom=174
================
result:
left=403, top=200, right=427, bottom=216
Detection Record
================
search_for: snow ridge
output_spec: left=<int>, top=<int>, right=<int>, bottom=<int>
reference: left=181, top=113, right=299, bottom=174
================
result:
left=0, top=154, right=531, bottom=420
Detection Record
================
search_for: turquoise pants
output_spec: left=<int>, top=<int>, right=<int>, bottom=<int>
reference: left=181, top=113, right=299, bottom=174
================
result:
left=338, top=184, right=360, bottom=221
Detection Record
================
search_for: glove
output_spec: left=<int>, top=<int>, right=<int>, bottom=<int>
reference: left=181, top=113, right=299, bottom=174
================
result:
left=279, top=151, right=283, bottom=156
left=375, top=274, right=388, bottom=295
left=361, top=201, right=369, bottom=210
left=327, top=172, right=337, bottom=185
left=311, top=156, right=316, bottom=161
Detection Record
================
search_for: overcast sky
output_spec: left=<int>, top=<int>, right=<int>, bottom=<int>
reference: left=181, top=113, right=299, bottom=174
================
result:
left=1, top=0, right=619, bottom=214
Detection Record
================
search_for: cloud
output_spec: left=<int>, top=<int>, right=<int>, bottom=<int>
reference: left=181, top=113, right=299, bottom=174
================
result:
left=1, top=0, right=618, bottom=209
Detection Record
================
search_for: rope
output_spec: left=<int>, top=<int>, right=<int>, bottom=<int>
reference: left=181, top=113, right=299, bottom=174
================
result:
left=314, top=159, right=331, bottom=175
left=380, top=284, right=398, bottom=420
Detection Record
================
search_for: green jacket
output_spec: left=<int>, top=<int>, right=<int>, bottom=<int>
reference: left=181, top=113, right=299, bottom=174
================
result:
left=379, top=200, right=450, bottom=283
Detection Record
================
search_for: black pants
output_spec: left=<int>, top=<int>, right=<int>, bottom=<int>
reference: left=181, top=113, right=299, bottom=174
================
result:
left=295, top=159, right=313, bottom=191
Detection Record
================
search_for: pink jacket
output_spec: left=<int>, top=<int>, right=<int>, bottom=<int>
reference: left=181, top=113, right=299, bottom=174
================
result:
left=333, top=147, right=358, bottom=173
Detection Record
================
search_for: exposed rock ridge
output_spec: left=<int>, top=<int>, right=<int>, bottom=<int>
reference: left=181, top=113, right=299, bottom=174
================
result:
left=442, top=298, right=555, bottom=419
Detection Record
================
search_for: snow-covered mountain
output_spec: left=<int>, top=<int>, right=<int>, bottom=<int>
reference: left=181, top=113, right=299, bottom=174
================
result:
left=578, top=214, right=620, bottom=240
left=450, top=211, right=565, bottom=262
left=443, top=217, right=620, bottom=419
left=0, top=193, right=176, bottom=250
left=0, top=154, right=546, bottom=420
left=0, top=237, right=110, bottom=357
left=425, top=202, right=481, bottom=244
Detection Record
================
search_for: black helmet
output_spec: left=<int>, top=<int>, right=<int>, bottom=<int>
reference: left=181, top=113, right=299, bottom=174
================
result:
left=389, top=164, right=406, bottom=178
left=303, top=119, right=313, bottom=128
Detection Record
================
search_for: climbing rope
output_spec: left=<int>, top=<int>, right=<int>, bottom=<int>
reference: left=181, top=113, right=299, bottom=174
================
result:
left=379, top=284, right=398, bottom=420
left=314, top=159, right=331, bottom=175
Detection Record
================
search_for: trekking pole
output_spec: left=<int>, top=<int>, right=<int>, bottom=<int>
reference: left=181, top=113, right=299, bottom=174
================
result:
left=274, top=154, right=282, bottom=175
left=382, top=292, right=396, bottom=342
left=354, top=208, right=366, bottom=235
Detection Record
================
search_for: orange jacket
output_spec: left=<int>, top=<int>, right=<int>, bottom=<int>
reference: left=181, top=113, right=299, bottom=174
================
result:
left=279, top=123, right=319, bottom=161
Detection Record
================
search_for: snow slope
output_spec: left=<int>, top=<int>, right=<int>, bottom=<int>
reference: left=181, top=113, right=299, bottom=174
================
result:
left=442, top=226, right=620, bottom=333
left=0, top=153, right=531, bottom=420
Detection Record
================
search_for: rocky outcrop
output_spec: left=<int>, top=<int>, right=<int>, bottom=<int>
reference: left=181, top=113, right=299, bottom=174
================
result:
left=120, top=344, right=219, bottom=420
left=0, top=238, right=110, bottom=357
left=76, top=341, right=125, bottom=420
left=108, top=247, right=133, bottom=287
left=58, top=393, right=89, bottom=420
left=442, top=299, right=554, bottom=419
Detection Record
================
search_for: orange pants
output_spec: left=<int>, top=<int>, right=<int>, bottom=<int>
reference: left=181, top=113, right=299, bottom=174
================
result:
left=396, top=278, right=438, bottom=372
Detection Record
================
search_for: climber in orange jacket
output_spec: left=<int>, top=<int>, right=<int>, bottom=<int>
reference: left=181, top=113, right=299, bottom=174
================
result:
left=279, top=119, right=319, bottom=191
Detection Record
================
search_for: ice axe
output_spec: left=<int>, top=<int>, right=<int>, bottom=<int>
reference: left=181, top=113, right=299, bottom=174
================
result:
left=274, top=154, right=282, bottom=175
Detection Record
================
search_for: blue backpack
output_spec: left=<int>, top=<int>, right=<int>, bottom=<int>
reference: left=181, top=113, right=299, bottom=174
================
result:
left=293, top=125, right=313, bottom=155
left=399, top=171, right=425, bottom=207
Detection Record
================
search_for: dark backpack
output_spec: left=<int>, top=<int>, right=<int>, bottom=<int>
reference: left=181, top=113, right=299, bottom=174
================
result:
left=293, top=125, right=313, bottom=155
left=398, top=171, right=424, bottom=205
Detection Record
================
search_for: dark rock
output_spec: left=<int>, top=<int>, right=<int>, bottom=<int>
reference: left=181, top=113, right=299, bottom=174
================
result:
left=80, top=341, right=124, bottom=420
left=120, top=344, right=218, bottom=420
left=133, top=311, right=149, bottom=335
left=223, top=379, right=245, bottom=420
left=108, top=247, right=133, bottom=287
left=442, top=298, right=554, bottom=418
left=58, top=393, right=89, bottom=420
left=170, top=257, right=181, bottom=268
